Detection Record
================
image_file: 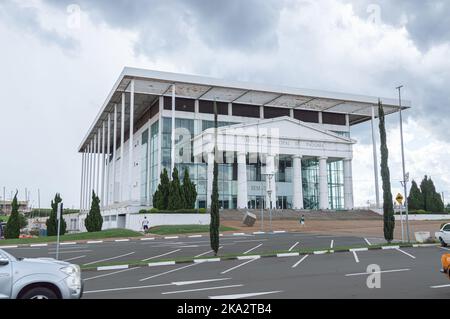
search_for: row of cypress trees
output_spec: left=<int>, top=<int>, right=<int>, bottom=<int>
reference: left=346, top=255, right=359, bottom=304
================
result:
left=408, top=177, right=444, bottom=212
left=153, top=167, right=197, bottom=210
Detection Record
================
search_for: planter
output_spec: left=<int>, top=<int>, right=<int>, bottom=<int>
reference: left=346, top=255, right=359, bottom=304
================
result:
left=415, top=231, right=432, bottom=243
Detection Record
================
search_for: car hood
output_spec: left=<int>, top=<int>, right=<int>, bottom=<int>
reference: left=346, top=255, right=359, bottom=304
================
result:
left=21, top=257, right=70, bottom=267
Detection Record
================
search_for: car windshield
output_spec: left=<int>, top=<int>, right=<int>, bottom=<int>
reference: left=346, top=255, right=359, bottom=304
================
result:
left=0, top=249, right=17, bottom=261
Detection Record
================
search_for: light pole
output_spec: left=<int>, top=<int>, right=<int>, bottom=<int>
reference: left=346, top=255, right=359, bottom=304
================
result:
left=266, top=173, right=274, bottom=232
left=397, top=85, right=410, bottom=242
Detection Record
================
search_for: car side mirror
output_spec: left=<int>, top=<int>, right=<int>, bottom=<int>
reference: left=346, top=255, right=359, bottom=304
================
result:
left=0, top=259, right=9, bottom=266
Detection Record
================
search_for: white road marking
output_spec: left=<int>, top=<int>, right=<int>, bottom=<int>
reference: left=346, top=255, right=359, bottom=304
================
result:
left=350, top=248, right=368, bottom=252
left=97, top=265, right=129, bottom=271
left=430, top=284, right=450, bottom=289
left=87, top=240, right=103, bottom=244
left=140, top=263, right=199, bottom=281
left=330, top=240, right=334, bottom=249
left=63, top=255, right=86, bottom=262
left=188, top=235, right=202, bottom=238
left=140, top=238, right=155, bottom=241
left=233, top=233, right=246, bottom=236
left=194, top=246, right=222, bottom=258
left=364, top=238, right=372, bottom=245
left=209, top=290, right=283, bottom=299
left=60, top=242, right=77, bottom=246
left=164, top=236, right=179, bottom=239
left=221, top=258, right=259, bottom=274
left=345, top=268, right=410, bottom=277
left=253, top=232, right=265, bottom=235
left=381, top=245, right=400, bottom=250
left=277, top=253, right=299, bottom=258
left=313, top=250, right=328, bottom=255
left=162, top=284, right=243, bottom=295
left=115, top=239, right=130, bottom=242
left=148, top=261, right=175, bottom=267
left=292, top=254, right=309, bottom=268
left=440, top=247, right=450, bottom=251
left=84, top=283, right=173, bottom=294
left=83, top=252, right=135, bottom=266
left=173, top=278, right=231, bottom=286
left=237, top=255, right=260, bottom=260
left=30, top=244, right=47, bottom=247
left=84, top=267, right=139, bottom=281
left=233, top=239, right=268, bottom=243
left=194, top=258, right=221, bottom=263
left=0, top=245, right=18, bottom=249
left=352, top=251, right=360, bottom=263
left=273, top=231, right=286, bottom=234
left=288, top=242, right=299, bottom=252
left=142, top=249, right=181, bottom=262
left=243, top=244, right=262, bottom=254
left=395, top=248, right=416, bottom=259
left=49, top=250, right=92, bottom=254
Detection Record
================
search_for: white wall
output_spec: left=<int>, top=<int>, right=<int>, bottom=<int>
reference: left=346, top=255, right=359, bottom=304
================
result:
left=125, top=213, right=210, bottom=232
left=395, top=214, right=450, bottom=221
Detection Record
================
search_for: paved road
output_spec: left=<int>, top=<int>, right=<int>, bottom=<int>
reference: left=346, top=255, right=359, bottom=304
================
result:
left=1, top=232, right=386, bottom=267
left=79, top=246, right=450, bottom=299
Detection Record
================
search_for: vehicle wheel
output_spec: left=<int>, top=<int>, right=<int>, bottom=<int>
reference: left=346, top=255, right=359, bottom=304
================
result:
left=21, top=287, right=58, bottom=299
left=440, top=238, right=448, bottom=247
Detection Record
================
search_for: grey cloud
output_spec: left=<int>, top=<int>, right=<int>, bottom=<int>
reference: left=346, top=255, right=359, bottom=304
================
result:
left=0, top=1, right=79, bottom=52
left=347, top=0, right=450, bottom=51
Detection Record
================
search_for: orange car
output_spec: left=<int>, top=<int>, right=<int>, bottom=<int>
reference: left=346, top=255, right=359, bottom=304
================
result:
left=441, top=254, right=450, bottom=278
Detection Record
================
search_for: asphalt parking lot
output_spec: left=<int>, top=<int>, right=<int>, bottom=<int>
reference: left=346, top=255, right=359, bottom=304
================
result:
left=1, top=232, right=387, bottom=266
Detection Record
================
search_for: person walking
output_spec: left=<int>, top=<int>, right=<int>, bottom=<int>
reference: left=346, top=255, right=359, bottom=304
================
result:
left=300, top=215, right=305, bottom=226
left=142, top=216, right=149, bottom=232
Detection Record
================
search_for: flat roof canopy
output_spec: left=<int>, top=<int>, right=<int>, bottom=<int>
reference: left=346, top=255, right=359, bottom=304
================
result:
left=79, top=67, right=411, bottom=152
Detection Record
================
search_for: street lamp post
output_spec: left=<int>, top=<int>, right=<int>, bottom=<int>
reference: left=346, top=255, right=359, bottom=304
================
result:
left=397, top=85, right=410, bottom=242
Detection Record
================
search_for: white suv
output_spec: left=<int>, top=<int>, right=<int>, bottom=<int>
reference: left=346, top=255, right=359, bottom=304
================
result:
left=0, top=249, right=83, bottom=299
left=435, top=223, right=450, bottom=247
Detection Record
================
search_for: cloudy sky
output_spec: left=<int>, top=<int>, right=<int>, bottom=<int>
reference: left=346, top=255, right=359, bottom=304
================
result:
left=0, top=0, right=449, bottom=209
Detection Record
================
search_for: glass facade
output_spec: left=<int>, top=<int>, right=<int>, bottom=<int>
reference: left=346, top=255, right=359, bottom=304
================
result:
left=327, top=160, right=344, bottom=210
left=302, top=159, right=319, bottom=209
left=140, top=129, right=149, bottom=205
left=150, top=121, right=159, bottom=200
left=176, top=163, right=208, bottom=208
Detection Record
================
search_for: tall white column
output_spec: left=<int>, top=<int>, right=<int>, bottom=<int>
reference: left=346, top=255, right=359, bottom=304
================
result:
left=371, top=106, right=380, bottom=208
left=96, top=129, right=101, bottom=195
left=319, top=156, right=329, bottom=210
left=106, top=113, right=111, bottom=207
left=113, top=104, right=118, bottom=203
left=101, top=121, right=106, bottom=207
left=266, top=154, right=276, bottom=209
left=343, top=158, right=354, bottom=210
left=128, top=80, right=135, bottom=201
left=120, top=93, right=125, bottom=202
left=93, top=134, right=97, bottom=196
left=207, top=151, right=214, bottom=208
left=292, top=155, right=303, bottom=210
left=237, top=152, right=248, bottom=209
left=171, top=84, right=176, bottom=173
left=80, top=152, right=85, bottom=212
left=88, top=141, right=93, bottom=207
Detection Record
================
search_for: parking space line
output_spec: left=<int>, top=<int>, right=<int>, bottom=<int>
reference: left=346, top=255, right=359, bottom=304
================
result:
left=277, top=253, right=299, bottom=258
left=430, top=284, right=450, bottom=289
left=49, top=250, right=92, bottom=254
left=115, top=239, right=130, bottom=242
left=352, top=251, right=360, bottom=263
left=221, top=258, right=259, bottom=274
left=195, top=246, right=223, bottom=258
left=148, top=261, right=175, bottom=267
left=243, top=244, right=262, bottom=255
left=188, top=235, right=202, bottom=238
left=87, top=240, right=103, bottom=244
left=345, top=269, right=410, bottom=277
left=440, top=247, right=450, bottom=251
left=84, top=283, right=173, bottom=294
left=330, top=240, right=334, bottom=249
left=210, top=290, right=283, bottom=299
left=142, top=249, right=181, bottom=262
left=83, top=252, right=135, bottom=266
left=60, top=242, right=77, bottom=246
left=63, top=255, right=86, bottom=262
left=140, top=263, right=199, bottom=281
left=395, top=248, right=416, bottom=259
left=364, top=238, right=371, bottom=245
left=164, top=236, right=179, bottom=239
left=292, top=254, right=309, bottom=268
left=288, top=242, right=299, bottom=251
left=84, top=267, right=140, bottom=281
left=140, top=238, right=155, bottom=241
left=30, top=244, right=47, bottom=247
left=162, top=284, right=243, bottom=295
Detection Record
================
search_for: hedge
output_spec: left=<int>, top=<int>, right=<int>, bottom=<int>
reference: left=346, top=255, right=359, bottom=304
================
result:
left=25, top=209, right=80, bottom=218
left=139, top=208, right=207, bottom=214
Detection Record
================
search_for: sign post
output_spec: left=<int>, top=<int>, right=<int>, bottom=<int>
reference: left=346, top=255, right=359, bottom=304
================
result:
left=396, top=193, right=404, bottom=242
left=56, top=203, right=62, bottom=260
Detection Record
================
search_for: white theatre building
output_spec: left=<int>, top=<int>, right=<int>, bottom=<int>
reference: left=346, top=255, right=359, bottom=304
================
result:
left=78, top=67, right=410, bottom=220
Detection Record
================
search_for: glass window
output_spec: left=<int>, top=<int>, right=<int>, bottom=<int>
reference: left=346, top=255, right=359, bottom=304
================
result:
left=328, top=160, right=344, bottom=210
left=302, top=159, right=319, bottom=209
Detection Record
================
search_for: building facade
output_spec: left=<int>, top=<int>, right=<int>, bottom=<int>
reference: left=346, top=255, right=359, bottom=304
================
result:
left=78, top=67, right=410, bottom=216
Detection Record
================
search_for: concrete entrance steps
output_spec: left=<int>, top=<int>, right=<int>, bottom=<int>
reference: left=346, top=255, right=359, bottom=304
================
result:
left=219, top=209, right=382, bottom=221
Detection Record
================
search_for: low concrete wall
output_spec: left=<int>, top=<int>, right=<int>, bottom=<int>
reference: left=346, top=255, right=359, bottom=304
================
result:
left=126, top=213, right=210, bottom=232
left=395, top=214, right=450, bottom=221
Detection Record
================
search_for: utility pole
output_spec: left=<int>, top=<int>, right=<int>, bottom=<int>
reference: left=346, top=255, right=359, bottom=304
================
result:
left=397, top=85, right=410, bottom=242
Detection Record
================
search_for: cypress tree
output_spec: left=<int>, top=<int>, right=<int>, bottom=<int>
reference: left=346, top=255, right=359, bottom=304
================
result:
left=5, top=192, right=20, bottom=239
left=378, top=100, right=395, bottom=243
left=85, top=191, right=103, bottom=232
left=422, top=177, right=444, bottom=212
left=168, top=167, right=183, bottom=210
left=153, top=169, right=170, bottom=210
left=210, top=100, right=220, bottom=256
left=182, top=168, right=197, bottom=209
left=46, top=193, right=67, bottom=236
left=407, top=180, right=423, bottom=211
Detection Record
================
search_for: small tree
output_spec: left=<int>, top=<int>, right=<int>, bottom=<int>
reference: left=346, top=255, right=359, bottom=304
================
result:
left=153, top=168, right=170, bottom=210
left=168, top=167, right=183, bottom=210
left=5, top=192, right=20, bottom=239
left=420, top=176, right=445, bottom=212
left=210, top=100, right=220, bottom=256
left=182, top=168, right=197, bottom=209
left=46, top=193, right=67, bottom=236
left=378, top=100, right=395, bottom=243
left=408, top=180, right=423, bottom=211
left=85, top=191, right=103, bottom=232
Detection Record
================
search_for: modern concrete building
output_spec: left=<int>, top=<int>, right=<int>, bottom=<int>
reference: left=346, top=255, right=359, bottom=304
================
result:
left=78, top=67, right=410, bottom=219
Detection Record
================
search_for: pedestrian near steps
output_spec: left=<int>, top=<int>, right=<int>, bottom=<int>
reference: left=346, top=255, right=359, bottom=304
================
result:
left=142, top=217, right=149, bottom=232
left=300, top=215, right=305, bottom=226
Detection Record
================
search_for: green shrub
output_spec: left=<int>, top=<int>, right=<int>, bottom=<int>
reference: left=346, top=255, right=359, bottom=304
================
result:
left=138, top=208, right=204, bottom=214
left=198, top=208, right=207, bottom=214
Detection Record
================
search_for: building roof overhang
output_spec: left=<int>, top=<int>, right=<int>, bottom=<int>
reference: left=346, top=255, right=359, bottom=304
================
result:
left=78, top=67, right=411, bottom=152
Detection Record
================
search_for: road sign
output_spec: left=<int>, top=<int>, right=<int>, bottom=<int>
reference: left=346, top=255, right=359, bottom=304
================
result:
left=396, top=193, right=404, bottom=205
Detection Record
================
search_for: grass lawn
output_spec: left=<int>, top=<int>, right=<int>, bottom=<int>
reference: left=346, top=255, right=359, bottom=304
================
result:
left=0, top=216, right=8, bottom=222
left=148, top=224, right=237, bottom=235
left=0, top=229, right=142, bottom=245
